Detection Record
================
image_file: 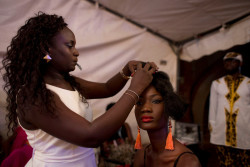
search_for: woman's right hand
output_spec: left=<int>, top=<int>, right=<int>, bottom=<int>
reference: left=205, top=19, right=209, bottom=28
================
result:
left=128, top=62, right=157, bottom=95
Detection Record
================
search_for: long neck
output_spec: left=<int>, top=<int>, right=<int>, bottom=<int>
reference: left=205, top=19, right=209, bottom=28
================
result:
left=43, top=70, right=74, bottom=90
left=147, top=127, right=168, bottom=153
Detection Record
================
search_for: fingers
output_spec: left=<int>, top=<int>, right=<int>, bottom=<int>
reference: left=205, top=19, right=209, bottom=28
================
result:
left=128, top=60, right=159, bottom=76
left=128, top=65, right=135, bottom=74
left=147, top=62, right=159, bottom=71
left=127, top=60, right=140, bottom=74
left=149, top=66, right=157, bottom=74
left=141, top=62, right=158, bottom=74
left=136, top=62, right=142, bottom=70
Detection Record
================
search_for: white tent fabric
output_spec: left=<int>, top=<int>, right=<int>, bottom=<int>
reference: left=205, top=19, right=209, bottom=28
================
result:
left=95, top=0, right=250, bottom=41
left=0, top=0, right=175, bottom=142
left=94, top=0, right=250, bottom=61
left=97, top=0, right=250, bottom=42
left=182, top=16, right=250, bottom=61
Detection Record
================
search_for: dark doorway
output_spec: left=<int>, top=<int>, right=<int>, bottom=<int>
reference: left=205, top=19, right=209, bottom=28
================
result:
left=178, top=42, right=250, bottom=167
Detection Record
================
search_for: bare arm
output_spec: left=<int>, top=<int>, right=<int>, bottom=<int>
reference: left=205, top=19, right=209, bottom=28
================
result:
left=75, top=60, right=158, bottom=99
left=19, top=63, right=156, bottom=148
left=124, top=122, right=134, bottom=143
left=74, top=72, right=128, bottom=99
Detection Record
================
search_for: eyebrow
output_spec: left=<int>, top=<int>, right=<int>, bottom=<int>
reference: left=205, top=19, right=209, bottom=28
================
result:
left=65, top=40, right=75, bottom=45
left=70, top=40, right=76, bottom=44
left=140, top=94, right=161, bottom=98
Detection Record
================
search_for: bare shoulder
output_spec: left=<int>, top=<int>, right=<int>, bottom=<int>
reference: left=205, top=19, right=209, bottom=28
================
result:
left=174, top=140, right=201, bottom=167
left=176, top=152, right=201, bottom=167
left=133, top=149, right=145, bottom=167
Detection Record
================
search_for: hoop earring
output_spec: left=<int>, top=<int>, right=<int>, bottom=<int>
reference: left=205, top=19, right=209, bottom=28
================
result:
left=43, top=54, right=52, bottom=63
left=134, top=126, right=142, bottom=149
left=165, top=118, right=174, bottom=150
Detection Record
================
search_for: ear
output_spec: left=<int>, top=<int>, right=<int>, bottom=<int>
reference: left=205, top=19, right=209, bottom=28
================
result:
left=40, top=44, right=51, bottom=56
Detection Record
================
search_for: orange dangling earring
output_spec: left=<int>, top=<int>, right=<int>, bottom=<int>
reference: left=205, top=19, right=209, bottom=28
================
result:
left=165, top=118, right=174, bottom=150
left=43, top=54, right=52, bottom=63
left=134, top=126, right=142, bottom=149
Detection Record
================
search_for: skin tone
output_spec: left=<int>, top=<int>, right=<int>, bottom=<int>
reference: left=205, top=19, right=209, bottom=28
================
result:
left=123, top=122, right=133, bottom=143
left=17, top=26, right=158, bottom=147
left=133, top=85, right=201, bottom=167
left=223, top=58, right=241, bottom=78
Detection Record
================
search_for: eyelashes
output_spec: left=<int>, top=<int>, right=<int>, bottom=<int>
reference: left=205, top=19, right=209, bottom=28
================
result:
left=153, top=99, right=163, bottom=104
left=66, top=44, right=73, bottom=48
left=136, top=99, right=163, bottom=106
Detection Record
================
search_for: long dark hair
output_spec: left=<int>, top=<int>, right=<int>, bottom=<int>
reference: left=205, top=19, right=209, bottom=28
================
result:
left=1, top=12, right=85, bottom=135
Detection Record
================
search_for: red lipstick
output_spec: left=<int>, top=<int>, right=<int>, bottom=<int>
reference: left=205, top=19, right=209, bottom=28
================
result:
left=141, top=116, right=153, bottom=123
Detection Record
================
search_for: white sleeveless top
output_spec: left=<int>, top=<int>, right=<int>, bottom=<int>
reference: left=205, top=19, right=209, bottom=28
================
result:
left=20, top=84, right=97, bottom=167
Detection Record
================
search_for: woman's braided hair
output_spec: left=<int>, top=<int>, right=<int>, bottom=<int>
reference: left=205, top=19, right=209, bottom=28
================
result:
left=1, top=12, right=85, bottom=135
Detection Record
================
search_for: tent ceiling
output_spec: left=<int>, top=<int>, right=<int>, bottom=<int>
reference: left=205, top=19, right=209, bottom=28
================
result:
left=91, top=0, right=250, bottom=45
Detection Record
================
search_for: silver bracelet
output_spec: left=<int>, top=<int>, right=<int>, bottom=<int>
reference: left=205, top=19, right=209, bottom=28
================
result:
left=124, top=92, right=137, bottom=105
left=127, top=89, right=139, bottom=100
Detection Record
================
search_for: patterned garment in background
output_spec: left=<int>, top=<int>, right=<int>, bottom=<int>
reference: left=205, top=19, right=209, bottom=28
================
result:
left=209, top=74, right=250, bottom=166
left=216, top=145, right=249, bottom=167
left=209, top=75, right=250, bottom=149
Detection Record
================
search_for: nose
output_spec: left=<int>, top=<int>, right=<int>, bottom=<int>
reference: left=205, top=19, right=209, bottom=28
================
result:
left=141, top=103, right=152, bottom=113
left=73, top=47, right=79, bottom=57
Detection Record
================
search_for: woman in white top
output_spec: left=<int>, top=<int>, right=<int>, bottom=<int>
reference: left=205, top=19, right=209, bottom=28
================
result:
left=1, top=12, right=158, bottom=166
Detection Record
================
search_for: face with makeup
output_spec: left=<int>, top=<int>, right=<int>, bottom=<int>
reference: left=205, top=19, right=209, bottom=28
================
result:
left=48, top=27, right=79, bottom=73
left=135, top=85, right=168, bottom=131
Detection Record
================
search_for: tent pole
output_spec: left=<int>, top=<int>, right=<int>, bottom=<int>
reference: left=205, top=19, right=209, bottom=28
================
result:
left=166, top=43, right=182, bottom=92
left=175, top=45, right=182, bottom=93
